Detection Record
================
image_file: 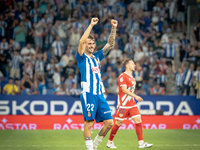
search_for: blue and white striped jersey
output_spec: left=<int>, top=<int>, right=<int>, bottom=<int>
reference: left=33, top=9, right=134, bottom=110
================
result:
left=162, top=42, right=178, bottom=58
left=52, top=41, right=64, bottom=57
left=76, top=49, right=105, bottom=95
left=131, top=35, right=142, bottom=48
left=156, top=74, right=167, bottom=84
left=175, top=72, right=183, bottom=86
left=194, top=70, right=200, bottom=82
left=0, top=42, right=8, bottom=54
left=0, top=27, right=5, bottom=37
left=183, top=68, right=193, bottom=86
left=11, top=55, right=22, bottom=69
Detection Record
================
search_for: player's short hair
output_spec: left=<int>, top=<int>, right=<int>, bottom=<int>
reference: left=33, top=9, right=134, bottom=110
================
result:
left=122, top=58, right=133, bottom=70
left=88, top=34, right=95, bottom=42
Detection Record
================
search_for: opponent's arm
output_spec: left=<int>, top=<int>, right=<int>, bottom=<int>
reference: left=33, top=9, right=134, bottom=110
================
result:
left=103, top=19, right=118, bottom=56
left=78, top=18, right=99, bottom=56
left=121, top=86, right=143, bottom=102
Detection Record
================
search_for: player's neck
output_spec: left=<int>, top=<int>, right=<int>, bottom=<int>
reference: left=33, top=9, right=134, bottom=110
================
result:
left=125, top=70, right=133, bottom=77
left=85, top=51, right=93, bottom=57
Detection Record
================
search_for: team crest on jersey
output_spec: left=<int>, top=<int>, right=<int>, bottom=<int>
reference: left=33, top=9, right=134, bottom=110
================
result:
left=88, top=111, right=91, bottom=117
left=95, top=59, right=99, bottom=64
left=92, top=66, right=100, bottom=73
left=119, top=113, right=123, bottom=117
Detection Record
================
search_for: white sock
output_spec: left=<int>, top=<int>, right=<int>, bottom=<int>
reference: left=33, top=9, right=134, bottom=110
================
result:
left=93, top=134, right=104, bottom=146
left=139, top=140, right=144, bottom=145
left=85, top=140, right=93, bottom=150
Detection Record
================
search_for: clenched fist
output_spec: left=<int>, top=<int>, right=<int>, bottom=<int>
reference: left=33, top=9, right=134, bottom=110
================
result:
left=111, top=19, right=118, bottom=28
left=91, top=18, right=99, bottom=26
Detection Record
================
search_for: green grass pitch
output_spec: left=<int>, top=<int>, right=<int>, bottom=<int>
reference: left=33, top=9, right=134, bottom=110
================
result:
left=0, top=130, right=200, bottom=150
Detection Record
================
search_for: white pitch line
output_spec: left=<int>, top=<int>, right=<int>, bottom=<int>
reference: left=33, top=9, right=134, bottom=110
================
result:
left=0, top=144, right=200, bottom=147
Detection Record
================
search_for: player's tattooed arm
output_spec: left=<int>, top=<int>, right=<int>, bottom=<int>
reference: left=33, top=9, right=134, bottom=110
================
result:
left=103, top=20, right=118, bottom=56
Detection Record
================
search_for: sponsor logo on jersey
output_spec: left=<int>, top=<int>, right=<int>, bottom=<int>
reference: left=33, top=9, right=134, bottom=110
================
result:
left=92, top=67, right=100, bottom=73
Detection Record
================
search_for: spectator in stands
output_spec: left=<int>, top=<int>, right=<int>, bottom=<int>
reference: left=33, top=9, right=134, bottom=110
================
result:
left=135, top=62, right=144, bottom=95
left=21, top=43, right=36, bottom=63
left=44, top=22, right=56, bottom=51
left=179, top=33, right=190, bottom=62
left=194, top=64, right=200, bottom=98
left=65, top=73, right=75, bottom=95
left=150, top=83, right=165, bottom=95
left=134, top=47, right=145, bottom=66
left=69, top=27, right=81, bottom=52
left=0, top=37, right=8, bottom=54
left=176, top=0, right=186, bottom=32
left=165, top=0, right=177, bottom=31
left=181, top=61, right=195, bottom=95
left=129, top=0, right=142, bottom=14
left=102, top=66, right=112, bottom=89
left=108, top=44, right=123, bottom=64
left=156, top=57, right=168, bottom=75
left=69, top=81, right=81, bottom=96
left=34, top=21, right=46, bottom=52
left=35, top=53, right=46, bottom=76
left=161, top=28, right=172, bottom=44
left=155, top=70, right=168, bottom=90
left=53, top=68, right=61, bottom=93
left=108, top=71, right=118, bottom=94
left=96, top=33, right=107, bottom=51
left=62, top=60, right=75, bottom=80
left=54, top=20, right=69, bottom=47
left=14, top=21, right=27, bottom=49
left=14, top=78, right=21, bottom=94
left=154, top=40, right=164, bottom=59
left=192, top=20, right=200, bottom=42
left=131, top=30, right=143, bottom=49
left=3, top=77, right=19, bottom=95
left=187, top=46, right=198, bottom=65
left=162, top=37, right=179, bottom=62
left=124, top=37, right=134, bottom=59
left=172, top=61, right=184, bottom=95
left=52, top=35, right=64, bottom=62
left=46, top=58, right=59, bottom=82
left=10, top=50, right=22, bottom=79
left=9, top=38, right=21, bottom=51
left=38, top=76, right=47, bottom=95
left=55, top=85, right=66, bottom=95
left=143, top=11, right=152, bottom=30
left=23, top=59, right=33, bottom=79
left=130, top=14, right=140, bottom=35
left=59, top=46, right=74, bottom=68
left=20, top=73, right=33, bottom=94
left=0, top=55, right=6, bottom=76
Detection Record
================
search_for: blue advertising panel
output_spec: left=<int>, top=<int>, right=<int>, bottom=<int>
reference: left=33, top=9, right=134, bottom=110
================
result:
left=0, top=95, right=199, bottom=115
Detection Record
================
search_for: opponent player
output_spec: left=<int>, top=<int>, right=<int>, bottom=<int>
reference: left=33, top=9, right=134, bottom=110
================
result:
left=76, top=18, right=118, bottom=150
left=107, top=58, right=153, bottom=148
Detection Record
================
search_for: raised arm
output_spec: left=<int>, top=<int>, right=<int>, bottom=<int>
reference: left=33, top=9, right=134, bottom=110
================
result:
left=171, top=60, right=176, bottom=74
left=78, top=18, right=99, bottom=56
left=103, top=19, right=118, bottom=56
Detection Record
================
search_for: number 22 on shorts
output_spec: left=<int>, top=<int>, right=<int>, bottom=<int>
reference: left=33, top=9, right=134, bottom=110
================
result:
left=86, top=104, right=94, bottom=111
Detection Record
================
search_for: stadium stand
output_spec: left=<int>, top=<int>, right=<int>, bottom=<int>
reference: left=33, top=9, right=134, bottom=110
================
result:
left=0, top=0, right=200, bottom=96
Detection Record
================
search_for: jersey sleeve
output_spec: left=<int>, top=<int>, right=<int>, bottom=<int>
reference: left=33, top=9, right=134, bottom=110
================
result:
left=76, top=51, right=85, bottom=63
left=118, top=75, right=127, bottom=87
left=93, top=49, right=105, bottom=61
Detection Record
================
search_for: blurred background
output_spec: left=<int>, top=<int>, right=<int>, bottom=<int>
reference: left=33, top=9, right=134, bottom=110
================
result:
left=0, top=0, right=200, bottom=97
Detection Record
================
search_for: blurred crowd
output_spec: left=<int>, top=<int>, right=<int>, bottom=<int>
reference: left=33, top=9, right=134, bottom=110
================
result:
left=0, top=0, right=200, bottom=97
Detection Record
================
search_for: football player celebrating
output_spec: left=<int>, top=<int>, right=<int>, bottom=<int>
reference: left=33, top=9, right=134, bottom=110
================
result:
left=107, top=58, right=153, bottom=148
